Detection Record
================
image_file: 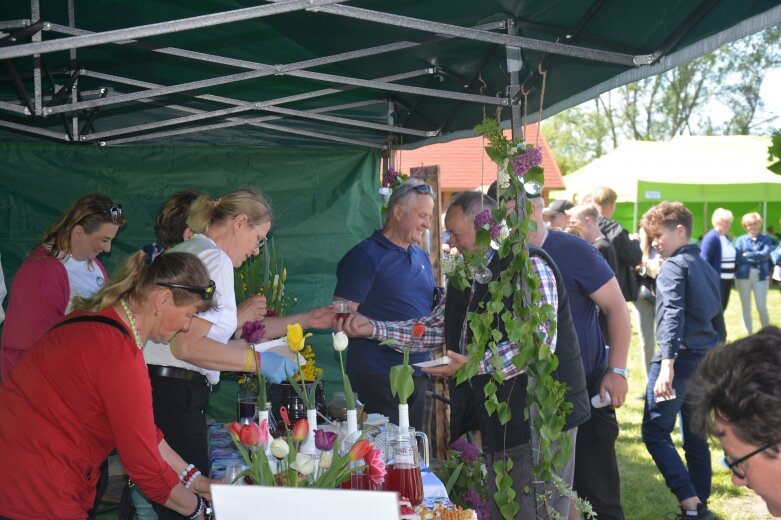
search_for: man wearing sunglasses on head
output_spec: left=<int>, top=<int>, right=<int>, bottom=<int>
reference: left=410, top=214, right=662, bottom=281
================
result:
left=334, top=179, right=436, bottom=431
left=690, top=326, right=781, bottom=517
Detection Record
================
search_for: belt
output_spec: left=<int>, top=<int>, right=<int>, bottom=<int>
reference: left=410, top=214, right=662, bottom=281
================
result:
left=148, top=364, right=207, bottom=385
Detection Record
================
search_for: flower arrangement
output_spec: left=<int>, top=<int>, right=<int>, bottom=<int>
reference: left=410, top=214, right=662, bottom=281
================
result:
left=382, top=167, right=408, bottom=188
left=234, top=237, right=297, bottom=316
left=228, top=417, right=386, bottom=489
left=434, top=438, right=489, bottom=520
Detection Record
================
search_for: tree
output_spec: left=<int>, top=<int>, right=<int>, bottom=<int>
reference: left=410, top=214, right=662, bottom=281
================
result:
left=544, top=25, right=781, bottom=174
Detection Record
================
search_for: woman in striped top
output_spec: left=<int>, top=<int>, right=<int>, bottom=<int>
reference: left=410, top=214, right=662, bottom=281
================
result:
left=700, top=208, right=736, bottom=311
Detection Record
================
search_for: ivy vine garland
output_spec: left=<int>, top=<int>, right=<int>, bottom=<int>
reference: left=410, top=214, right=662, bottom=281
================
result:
left=452, top=118, right=572, bottom=519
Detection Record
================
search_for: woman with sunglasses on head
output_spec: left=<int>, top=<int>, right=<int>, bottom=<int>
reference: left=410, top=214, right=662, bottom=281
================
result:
left=1, top=193, right=125, bottom=381
left=143, top=188, right=333, bottom=519
left=0, top=251, right=218, bottom=520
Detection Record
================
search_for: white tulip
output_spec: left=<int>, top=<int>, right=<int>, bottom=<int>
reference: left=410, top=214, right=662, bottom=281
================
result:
left=319, top=450, right=333, bottom=469
left=290, top=453, right=316, bottom=476
left=270, top=438, right=289, bottom=459
left=332, top=331, right=349, bottom=352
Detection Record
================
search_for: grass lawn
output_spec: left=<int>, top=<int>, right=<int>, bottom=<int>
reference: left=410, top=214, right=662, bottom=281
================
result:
left=617, top=287, right=779, bottom=519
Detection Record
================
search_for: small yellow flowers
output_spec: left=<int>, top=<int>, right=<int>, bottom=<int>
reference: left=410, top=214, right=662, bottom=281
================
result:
left=286, top=323, right=312, bottom=353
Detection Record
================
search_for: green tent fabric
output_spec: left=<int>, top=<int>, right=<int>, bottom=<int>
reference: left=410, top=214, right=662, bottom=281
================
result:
left=551, top=135, right=780, bottom=238
left=1, top=1, right=780, bottom=148
left=0, top=142, right=381, bottom=421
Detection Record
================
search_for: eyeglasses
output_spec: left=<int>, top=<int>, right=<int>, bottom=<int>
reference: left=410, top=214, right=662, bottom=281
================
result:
left=158, top=280, right=217, bottom=301
left=87, top=205, right=123, bottom=222
left=721, top=440, right=779, bottom=479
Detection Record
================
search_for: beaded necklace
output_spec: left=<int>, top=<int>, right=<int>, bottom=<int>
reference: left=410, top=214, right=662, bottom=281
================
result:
left=120, top=298, right=144, bottom=350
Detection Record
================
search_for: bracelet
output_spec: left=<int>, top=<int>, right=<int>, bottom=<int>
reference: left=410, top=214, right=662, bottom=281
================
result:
left=181, top=466, right=199, bottom=485
left=202, top=497, right=214, bottom=520
left=184, top=470, right=202, bottom=489
left=179, top=463, right=194, bottom=482
left=186, top=494, right=204, bottom=520
left=242, top=348, right=254, bottom=372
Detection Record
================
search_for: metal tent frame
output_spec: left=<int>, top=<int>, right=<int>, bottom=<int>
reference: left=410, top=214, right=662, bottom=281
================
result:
left=1, top=0, right=780, bottom=148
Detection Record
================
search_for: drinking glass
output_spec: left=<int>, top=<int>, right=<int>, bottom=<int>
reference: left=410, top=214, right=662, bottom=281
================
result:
left=332, top=300, right=353, bottom=321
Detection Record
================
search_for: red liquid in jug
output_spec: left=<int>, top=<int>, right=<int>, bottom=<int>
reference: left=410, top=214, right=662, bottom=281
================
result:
left=383, top=464, right=423, bottom=505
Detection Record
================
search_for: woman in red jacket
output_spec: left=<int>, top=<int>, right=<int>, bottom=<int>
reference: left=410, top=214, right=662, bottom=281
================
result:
left=0, top=193, right=125, bottom=380
left=0, top=250, right=219, bottom=520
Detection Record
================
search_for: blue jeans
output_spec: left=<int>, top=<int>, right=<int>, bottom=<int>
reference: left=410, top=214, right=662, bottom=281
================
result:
left=642, top=351, right=712, bottom=504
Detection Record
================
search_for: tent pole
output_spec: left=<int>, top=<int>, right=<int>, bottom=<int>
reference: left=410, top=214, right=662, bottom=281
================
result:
left=763, top=201, right=768, bottom=232
left=633, top=199, right=638, bottom=233
left=704, top=202, right=708, bottom=238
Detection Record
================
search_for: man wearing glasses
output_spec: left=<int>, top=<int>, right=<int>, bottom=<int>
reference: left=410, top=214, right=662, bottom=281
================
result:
left=691, top=327, right=781, bottom=518
left=334, top=179, right=435, bottom=431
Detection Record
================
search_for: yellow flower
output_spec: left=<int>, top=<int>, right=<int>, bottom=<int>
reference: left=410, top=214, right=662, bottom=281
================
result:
left=286, top=323, right=312, bottom=353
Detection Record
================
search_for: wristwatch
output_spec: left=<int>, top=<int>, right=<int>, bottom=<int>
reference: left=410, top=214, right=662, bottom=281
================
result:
left=607, top=367, right=629, bottom=379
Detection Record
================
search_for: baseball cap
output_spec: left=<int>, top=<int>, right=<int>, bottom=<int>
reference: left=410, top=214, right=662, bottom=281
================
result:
left=542, top=199, right=574, bottom=216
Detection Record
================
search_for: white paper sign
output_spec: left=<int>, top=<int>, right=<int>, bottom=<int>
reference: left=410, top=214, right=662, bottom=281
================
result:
left=253, top=337, right=307, bottom=366
left=211, top=484, right=401, bottom=519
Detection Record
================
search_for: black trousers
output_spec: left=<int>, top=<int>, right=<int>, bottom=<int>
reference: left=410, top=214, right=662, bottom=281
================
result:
left=149, top=372, right=210, bottom=520
left=720, top=278, right=734, bottom=311
left=573, top=382, right=625, bottom=520
left=354, top=373, right=428, bottom=431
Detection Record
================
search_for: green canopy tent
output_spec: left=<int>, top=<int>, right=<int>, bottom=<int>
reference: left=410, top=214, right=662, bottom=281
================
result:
left=551, top=135, right=780, bottom=238
left=2, top=1, right=781, bottom=419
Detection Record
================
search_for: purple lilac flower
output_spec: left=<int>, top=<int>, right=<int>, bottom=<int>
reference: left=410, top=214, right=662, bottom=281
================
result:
left=449, top=438, right=481, bottom=463
left=511, top=146, right=543, bottom=178
left=241, top=320, right=266, bottom=343
left=382, top=167, right=401, bottom=188
left=472, top=209, right=502, bottom=241
left=462, top=490, right=491, bottom=520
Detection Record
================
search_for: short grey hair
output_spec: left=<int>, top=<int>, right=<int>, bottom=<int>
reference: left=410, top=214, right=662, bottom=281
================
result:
left=386, top=179, right=432, bottom=215
left=447, top=190, right=495, bottom=219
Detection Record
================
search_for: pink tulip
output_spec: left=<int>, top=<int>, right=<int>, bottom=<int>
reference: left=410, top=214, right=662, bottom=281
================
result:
left=258, top=419, right=269, bottom=446
left=348, top=439, right=372, bottom=461
left=364, top=448, right=386, bottom=484
left=291, top=418, right=309, bottom=442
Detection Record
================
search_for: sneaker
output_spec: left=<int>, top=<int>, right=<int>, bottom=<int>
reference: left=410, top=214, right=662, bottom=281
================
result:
left=666, top=504, right=718, bottom=520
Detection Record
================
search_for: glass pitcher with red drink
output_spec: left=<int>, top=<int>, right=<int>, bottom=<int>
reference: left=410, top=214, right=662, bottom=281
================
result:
left=382, top=425, right=430, bottom=506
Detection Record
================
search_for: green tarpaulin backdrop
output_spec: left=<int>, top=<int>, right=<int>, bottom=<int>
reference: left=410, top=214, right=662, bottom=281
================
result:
left=0, top=142, right=381, bottom=421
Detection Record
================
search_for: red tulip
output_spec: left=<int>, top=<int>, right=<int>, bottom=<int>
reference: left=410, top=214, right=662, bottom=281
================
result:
left=412, top=323, right=426, bottom=339
left=348, top=439, right=373, bottom=461
left=229, top=421, right=243, bottom=439
left=291, top=418, right=309, bottom=442
left=238, top=422, right=261, bottom=447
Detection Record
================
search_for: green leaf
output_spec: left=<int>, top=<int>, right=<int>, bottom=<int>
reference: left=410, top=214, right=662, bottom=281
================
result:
left=444, top=462, right=464, bottom=494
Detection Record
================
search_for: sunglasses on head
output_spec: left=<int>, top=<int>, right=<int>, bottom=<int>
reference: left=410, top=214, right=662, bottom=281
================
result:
left=158, top=280, right=217, bottom=301
left=412, top=184, right=432, bottom=195
left=87, top=205, right=123, bottom=222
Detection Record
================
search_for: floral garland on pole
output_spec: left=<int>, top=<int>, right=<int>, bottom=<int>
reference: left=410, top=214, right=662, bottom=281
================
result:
left=451, top=118, right=571, bottom=519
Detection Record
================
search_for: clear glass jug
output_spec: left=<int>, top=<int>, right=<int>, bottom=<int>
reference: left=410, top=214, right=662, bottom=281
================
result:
left=382, top=425, right=430, bottom=506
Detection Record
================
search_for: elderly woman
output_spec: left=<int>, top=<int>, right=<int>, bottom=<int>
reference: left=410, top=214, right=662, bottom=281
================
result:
left=0, top=251, right=219, bottom=520
left=735, top=212, right=773, bottom=334
left=143, top=188, right=332, bottom=519
left=1, top=193, right=125, bottom=380
left=700, top=208, right=736, bottom=310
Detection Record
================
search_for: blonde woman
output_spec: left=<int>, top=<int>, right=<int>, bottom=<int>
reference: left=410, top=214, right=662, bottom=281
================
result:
left=143, top=188, right=332, bottom=519
left=700, top=208, right=736, bottom=310
left=735, top=212, right=773, bottom=333
left=0, top=251, right=218, bottom=520
left=1, top=193, right=125, bottom=380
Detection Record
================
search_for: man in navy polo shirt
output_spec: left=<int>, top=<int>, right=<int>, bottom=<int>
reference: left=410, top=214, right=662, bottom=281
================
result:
left=334, top=180, right=435, bottom=430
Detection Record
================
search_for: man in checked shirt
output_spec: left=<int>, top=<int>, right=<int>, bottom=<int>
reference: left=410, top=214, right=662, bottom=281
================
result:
left=338, top=191, right=589, bottom=519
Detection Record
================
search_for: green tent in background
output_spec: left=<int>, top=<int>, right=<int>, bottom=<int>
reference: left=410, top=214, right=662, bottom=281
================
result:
left=551, top=135, right=780, bottom=239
